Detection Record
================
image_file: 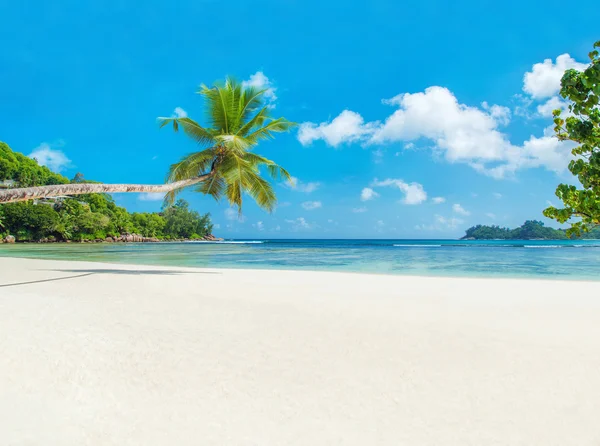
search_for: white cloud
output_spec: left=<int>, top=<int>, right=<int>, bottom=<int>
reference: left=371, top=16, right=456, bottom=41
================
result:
left=360, top=187, right=379, bottom=201
left=301, top=201, right=322, bottom=210
left=298, top=110, right=378, bottom=147
left=297, top=78, right=579, bottom=178
left=285, top=217, right=311, bottom=230
left=225, top=208, right=246, bottom=222
left=452, top=203, right=470, bottom=216
left=274, top=225, right=281, bottom=231
left=493, top=192, right=502, bottom=199
left=371, top=178, right=427, bottom=205
left=546, top=200, right=555, bottom=207
left=138, top=192, right=165, bottom=201
left=435, top=214, right=464, bottom=229
left=173, top=107, right=187, bottom=118
left=523, top=54, right=587, bottom=99
left=536, top=96, right=568, bottom=118
left=482, top=102, right=511, bottom=125
left=372, top=148, right=385, bottom=163
left=288, top=176, right=320, bottom=193
left=376, top=220, right=385, bottom=227
left=370, top=87, right=514, bottom=164
left=253, top=221, right=265, bottom=231
left=29, top=143, right=71, bottom=172
left=432, top=196, right=446, bottom=204
left=242, top=71, right=277, bottom=103
left=213, top=224, right=221, bottom=229
left=352, top=207, right=367, bottom=213
left=485, top=213, right=496, bottom=219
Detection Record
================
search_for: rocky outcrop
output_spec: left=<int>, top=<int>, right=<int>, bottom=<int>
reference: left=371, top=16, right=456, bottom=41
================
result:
left=4, top=235, right=16, bottom=243
left=202, top=234, right=224, bottom=241
left=114, top=233, right=160, bottom=243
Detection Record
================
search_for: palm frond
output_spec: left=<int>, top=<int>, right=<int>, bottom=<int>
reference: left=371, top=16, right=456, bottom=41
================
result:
left=243, top=152, right=292, bottom=183
left=158, top=117, right=216, bottom=146
left=161, top=76, right=296, bottom=212
left=236, top=107, right=270, bottom=137
left=239, top=87, right=268, bottom=122
left=195, top=173, right=226, bottom=201
left=166, top=148, right=217, bottom=183
left=241, top=168, right=277, bottom=212
left=245, top=118, right=297, bottom=144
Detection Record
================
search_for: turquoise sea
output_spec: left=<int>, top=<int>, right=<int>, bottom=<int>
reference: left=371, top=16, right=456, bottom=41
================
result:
left=2, top=239, right=600, bottom=280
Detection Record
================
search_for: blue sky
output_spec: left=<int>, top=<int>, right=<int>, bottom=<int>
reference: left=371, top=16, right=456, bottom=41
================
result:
left=1, top=0, right=598, bottom=238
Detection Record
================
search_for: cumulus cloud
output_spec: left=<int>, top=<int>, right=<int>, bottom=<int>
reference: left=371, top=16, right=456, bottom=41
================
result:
left=298, top=110, right=378, bottom=147
left=301, top=201, right=322, bottom=210
left=296, top=54, right=586, bottom=179
left=138, top=192, right=165, bottom=201
left=285, top=217, right=311, bottom=230
left=360, top=187, right=379, bottom=201
left=288, top=176, right=320, bottom=193
left=452, top=203, right=470, bottom=216
left=352, top=207, right=367, bottom=213
left=536, top=96, right=568, bottom=118
left=432, top=196, right=446, bottom=204
left=225, top=208, right=246, bottom=222
left=523, top=54, right=587, bottom=99
left=371, top=178, right=427, bottom=205
left=253, top=221, right=265, bottom=231
left=242, top=71, right=277, bottom=103
left=493, top=192, right=502, bottom=199
left=29, top=143, right=72, bottom=172
left=435, top=214, right=464, bottom=229
left=485, top=213, right=496, bottom=219
left=173, top=107, right=187, bottom=118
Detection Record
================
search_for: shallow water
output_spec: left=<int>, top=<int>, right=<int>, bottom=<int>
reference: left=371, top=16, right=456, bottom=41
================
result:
left=3, top=239, right=600, bottom=280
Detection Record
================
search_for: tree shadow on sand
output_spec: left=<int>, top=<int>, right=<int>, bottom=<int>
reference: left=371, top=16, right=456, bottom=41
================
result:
left=0, top=268, right=220, bottom=288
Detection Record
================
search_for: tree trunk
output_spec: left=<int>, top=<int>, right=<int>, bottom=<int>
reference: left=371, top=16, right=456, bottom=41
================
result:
left=0, top=173, right=213, bottom=204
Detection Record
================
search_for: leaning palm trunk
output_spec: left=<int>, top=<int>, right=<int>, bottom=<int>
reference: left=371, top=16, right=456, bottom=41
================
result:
left=0, top=173, right=213, bottom=204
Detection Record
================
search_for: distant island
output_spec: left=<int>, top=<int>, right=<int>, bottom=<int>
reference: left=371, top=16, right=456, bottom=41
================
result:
left=461, top=220, right=600, bottom=240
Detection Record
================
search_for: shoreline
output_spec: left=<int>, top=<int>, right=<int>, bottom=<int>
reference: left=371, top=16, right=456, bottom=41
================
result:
left=2, top=251, right=600, bottom=283
left=2, top=256, right=600, bottom=444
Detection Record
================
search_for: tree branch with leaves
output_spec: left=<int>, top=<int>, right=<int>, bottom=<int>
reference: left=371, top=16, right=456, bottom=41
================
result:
left=543, top=40, right=600, bottom=236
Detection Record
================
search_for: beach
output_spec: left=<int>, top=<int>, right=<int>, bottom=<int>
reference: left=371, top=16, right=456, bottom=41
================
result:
left=1, top=256, right=600, bottom=445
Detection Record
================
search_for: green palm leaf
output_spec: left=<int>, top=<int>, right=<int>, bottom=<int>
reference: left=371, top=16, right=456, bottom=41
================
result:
left=160, top=77, right=295, bottom=213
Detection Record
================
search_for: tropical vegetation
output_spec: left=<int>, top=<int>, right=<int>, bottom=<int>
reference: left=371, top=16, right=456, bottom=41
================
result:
left=0, top=78, right=294, bottom=212
left=0, top=142, right=213, bottom=242
left=462, top=220, right=600, bottom=240
left=544, top=40, right=600, bottom=235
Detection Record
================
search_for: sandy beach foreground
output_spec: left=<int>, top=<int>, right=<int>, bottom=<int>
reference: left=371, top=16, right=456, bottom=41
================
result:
left=1, top=257, right=600, bottom=445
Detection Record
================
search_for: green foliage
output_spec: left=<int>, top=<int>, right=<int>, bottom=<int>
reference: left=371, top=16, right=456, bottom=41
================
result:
left=461, top=220, right=600, bottom=240
left=1, top=202, right=59, bottom=241
left=161, top=199, right=213, bottom=239
left=543, top=41, right=600, bottom=236
left=0, top=143, right=214, bottom=242
left=463, top=224, right=512, bottom=240
left=0, top=142, right=69, bottom=186
left=159, top=78, right=295, bottom=212
left=132, top=212, right=166, bottom=237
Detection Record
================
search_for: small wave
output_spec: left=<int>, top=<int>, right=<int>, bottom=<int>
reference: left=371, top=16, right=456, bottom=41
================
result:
left=524, top=245, right=562, bottom=248
left=393, top=244, right=442, bottom=247
left=185, top=240, right=264, bottom=244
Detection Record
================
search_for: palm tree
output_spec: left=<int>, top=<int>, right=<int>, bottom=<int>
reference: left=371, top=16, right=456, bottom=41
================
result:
left=0, top=78, right=295, bottom=212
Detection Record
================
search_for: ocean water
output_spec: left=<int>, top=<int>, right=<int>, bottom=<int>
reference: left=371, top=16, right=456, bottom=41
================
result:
left=2, top=239, right=600, bottom=280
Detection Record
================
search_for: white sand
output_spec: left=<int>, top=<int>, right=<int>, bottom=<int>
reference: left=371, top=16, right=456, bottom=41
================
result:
left=1, top=257, right=600, bottom=445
